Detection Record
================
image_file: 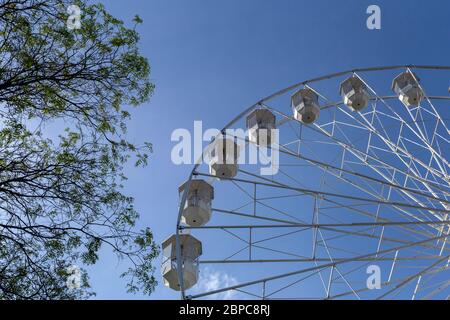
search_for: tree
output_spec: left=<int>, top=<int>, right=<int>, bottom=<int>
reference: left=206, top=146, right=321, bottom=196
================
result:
left=0, top=0, right=158, bottom=299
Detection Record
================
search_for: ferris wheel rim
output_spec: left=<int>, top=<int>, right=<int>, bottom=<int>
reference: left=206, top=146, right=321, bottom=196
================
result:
left=174, top=65, right=450, bottom=300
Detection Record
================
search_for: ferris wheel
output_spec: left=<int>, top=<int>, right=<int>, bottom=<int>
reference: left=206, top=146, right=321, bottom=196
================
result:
left=162, top=65, right=450, bottom=300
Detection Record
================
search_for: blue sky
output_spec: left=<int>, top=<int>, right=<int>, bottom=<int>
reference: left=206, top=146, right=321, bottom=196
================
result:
left=83, top=0, right=450, bottom=299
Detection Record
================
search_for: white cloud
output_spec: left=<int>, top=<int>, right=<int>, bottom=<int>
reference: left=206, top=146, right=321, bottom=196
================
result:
left=194, top=268, right=238, bottom=300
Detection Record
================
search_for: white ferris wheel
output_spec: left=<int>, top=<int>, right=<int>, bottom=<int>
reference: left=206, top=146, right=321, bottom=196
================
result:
left=162, top=65, right=450, bottom=300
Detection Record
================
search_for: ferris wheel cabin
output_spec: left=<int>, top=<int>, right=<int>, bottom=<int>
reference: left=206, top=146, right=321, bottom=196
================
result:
left=246, top=109, right=276, bottom=146
left=161, top=234, right=202, bottom=291
left=208, top=138, right=239, bottom=178
left=179, top=179, right=214, bottom=227
left=391, top=71, right=424, bottom=107
left=291, top=88, right=320, bottom=124
left=340, top=76, right=370, bottom=112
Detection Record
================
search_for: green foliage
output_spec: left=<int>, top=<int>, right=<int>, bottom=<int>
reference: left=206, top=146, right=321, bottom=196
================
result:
left=0, top=0, right=158, bottom=299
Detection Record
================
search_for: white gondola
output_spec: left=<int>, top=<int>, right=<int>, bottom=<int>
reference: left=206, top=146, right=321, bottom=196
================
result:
left=161, top=234, right=202, bottom=291
left=291, top=88, right=320, bottom=124
left=340, top=76, right=370, bottom=111
left=246, top=109, right=276, bottom=146
left=208, top=138, right=239, bottom=178
left=179, top=179, right=214, bottom=227
left=391, top=71, right=423, bottom=107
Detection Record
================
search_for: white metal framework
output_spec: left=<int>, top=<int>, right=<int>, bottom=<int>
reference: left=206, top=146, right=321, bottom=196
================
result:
left=174, top=65, right=450, bottom=300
